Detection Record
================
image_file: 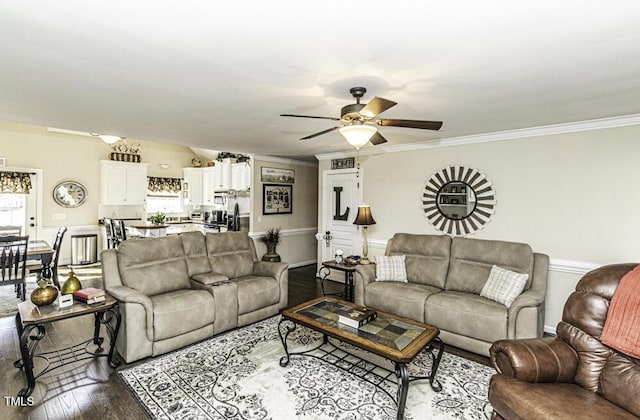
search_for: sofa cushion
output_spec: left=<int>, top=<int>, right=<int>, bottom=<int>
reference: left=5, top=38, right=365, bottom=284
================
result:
left=150, top=289, right=215, bottom=341
left=234, top=275, right=280, bottom=315
left=365, top=282, right=441, bottom=323
left=445, top=237, right=534, bottom=294
left=117, top=236, right=192, bottom=296
left=206, top=232, right=255, bottom=279
left=375, top=255, right=407, bottom=282
left=180, top=231, right=212, bottom=276
left=480, top=265, right=528, bottom=307
left=425, top=291, right=507, bottom=343
left=387, top=233, right=451, bottom=288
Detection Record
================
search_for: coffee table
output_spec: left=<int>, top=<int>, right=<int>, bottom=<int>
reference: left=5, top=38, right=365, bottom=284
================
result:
left=279, top=297, right=443, bottom=420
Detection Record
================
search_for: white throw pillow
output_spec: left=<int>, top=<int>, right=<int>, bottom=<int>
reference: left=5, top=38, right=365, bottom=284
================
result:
left=480, top=265, right=529, bottom=307
left=375, top=255, right=408, bottom=282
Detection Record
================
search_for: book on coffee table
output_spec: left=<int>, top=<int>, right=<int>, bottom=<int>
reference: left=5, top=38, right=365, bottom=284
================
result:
left=337, top=306, right=377, bottom=329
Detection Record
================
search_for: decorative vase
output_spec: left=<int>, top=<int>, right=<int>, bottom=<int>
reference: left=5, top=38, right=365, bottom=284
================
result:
left=262, top=242, right=281, bottom=262
left=61, top=269, right=82, bottom=295
left=31, top=280, right=58, bottom=307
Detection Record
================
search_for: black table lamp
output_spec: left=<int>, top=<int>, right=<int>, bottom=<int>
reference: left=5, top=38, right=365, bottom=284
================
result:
left=353, top=205, right=376, bottom=264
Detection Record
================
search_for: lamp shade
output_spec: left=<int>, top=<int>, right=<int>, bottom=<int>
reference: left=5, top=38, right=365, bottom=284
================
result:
left=339, top=125, right=377, bottom=149
left=353, top=205, right=376, bottom=226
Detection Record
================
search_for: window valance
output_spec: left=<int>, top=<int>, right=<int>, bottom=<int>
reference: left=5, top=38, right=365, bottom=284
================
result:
left=0, top=171, right=32, bottom=194
left=147, top=176, right=182, bottom=194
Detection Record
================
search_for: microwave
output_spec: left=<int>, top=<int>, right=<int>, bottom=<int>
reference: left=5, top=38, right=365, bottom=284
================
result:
left=213, top=194, right=227, bottom=206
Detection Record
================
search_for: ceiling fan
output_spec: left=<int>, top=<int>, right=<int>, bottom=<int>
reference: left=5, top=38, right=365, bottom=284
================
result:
left=280, top=87, right=443, bottom=149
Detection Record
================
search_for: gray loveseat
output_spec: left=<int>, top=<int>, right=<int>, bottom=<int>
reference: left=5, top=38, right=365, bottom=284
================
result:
left=101, top=231, right=288, bottom=363
left=354, top=233, right=548, bottom=356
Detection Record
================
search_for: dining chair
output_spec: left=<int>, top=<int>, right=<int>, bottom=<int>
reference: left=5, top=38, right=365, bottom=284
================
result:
left=0, top=235, right=29, bottom=301
left=28, top=226, right=67, bottom=288
left=112, top=220, right=127, bottom=247
left=103, top=218, right=115, bottom=249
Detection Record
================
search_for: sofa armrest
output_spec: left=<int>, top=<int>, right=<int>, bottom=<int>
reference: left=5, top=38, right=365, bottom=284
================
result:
left=354, top=264, right=376, bottom=305
left=253, top=261, right=289, bottom=309
left=106, top=285, right=154, bottom=341
left=490, top=337, right=578, bottom=383
left=253, top=261, right=288, bottom=279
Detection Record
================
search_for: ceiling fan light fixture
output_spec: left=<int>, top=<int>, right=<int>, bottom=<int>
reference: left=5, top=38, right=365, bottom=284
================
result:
left=99, top=134, right=122, bottom=144
left=339, top=125, right=377, bottom=149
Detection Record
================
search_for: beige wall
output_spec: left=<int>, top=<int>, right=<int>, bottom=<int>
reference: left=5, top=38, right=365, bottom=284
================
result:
left=252, top=157, right=318, bottom=266
left=0, top=120, right=197, bottom=227
left=318, top=124, right=640, bottom=331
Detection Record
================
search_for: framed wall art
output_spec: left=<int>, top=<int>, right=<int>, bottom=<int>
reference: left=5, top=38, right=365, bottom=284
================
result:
left=263, top=184, right=292, bottom=215
left=261, top=167, right=295, bottom=184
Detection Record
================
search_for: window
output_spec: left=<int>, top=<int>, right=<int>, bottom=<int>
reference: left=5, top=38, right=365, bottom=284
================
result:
left=146, top=176, right=183, bottom=214
left=146, top=192, right=182, bottom=214
left=0, top=194, right=26, bottom=227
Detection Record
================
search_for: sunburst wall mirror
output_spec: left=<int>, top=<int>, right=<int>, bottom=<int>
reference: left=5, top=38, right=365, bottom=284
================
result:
left=422, top=165, right=496, bottom=236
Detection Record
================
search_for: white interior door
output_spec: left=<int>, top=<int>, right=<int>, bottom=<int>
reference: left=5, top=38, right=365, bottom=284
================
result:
left=24, top=173, right=39, bottom=239
left=320, top=169, right=362, bottom=281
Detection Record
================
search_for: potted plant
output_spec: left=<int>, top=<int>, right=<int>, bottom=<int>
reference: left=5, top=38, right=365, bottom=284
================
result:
left=261, top=227, right=281, bottom=262
left=148, top=212, right=166, bottom=225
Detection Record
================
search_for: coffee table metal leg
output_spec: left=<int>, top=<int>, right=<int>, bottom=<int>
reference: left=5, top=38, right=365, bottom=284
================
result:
left=16, top=324, right=45, bottom=398
left=278, top=318, right=297, bottom=367
left=427, top=338, right=444, bottom=392
left=395, top=363, right=410, bottom=420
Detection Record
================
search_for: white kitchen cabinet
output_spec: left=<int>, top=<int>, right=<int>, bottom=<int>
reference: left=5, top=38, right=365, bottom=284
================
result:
left=183, top=168, right=203, bottom=206
left=231, top=162, right=251, bottom=191
left=202, top=167, right=217, bottom=205
left=100, top=160, right=148, bottom=205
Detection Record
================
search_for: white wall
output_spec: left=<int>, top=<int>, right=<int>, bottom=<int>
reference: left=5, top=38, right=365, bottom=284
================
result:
left=317, top=123, right=640, bottom=333
left=251, top=156, right=318, bottom=267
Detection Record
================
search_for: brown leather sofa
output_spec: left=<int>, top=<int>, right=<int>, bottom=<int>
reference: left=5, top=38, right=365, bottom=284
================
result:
left=488, top=263, right=640, bottom=419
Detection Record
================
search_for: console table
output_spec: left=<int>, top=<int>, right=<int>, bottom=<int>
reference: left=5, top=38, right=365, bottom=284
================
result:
left=13, top=295, right=121, bottom=399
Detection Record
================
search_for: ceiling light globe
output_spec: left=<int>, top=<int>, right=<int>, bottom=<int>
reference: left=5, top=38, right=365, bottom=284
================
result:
left=339, top=125, right=377, bottom=149
left=100, top=135, right=122, bottom=144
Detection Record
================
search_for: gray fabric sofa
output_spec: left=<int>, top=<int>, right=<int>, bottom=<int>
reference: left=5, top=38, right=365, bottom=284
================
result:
left=101, top=231, right=288, bottom=363
left=354, top=233, right=549, bottom=356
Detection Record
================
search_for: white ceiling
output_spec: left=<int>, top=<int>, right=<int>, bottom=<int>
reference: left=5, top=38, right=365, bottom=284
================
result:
left=1, top=1, right=640, bottom=161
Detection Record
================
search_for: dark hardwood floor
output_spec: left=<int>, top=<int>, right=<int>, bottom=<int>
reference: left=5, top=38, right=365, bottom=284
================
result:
left=0, top=264, right=489, bottom=419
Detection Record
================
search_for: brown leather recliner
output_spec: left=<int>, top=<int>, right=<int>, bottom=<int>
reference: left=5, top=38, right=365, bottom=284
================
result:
left=488, top=263, right=640, bottom=419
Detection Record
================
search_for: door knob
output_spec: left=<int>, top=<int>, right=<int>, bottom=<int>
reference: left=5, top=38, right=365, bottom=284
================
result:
left=323, top=231, right=332, bottom=247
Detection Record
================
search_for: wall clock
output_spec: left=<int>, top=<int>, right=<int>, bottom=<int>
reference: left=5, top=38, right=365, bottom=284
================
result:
left=53, top=180, right=88, bottom=208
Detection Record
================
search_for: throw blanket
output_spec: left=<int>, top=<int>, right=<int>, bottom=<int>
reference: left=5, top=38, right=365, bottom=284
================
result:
left=601, top=264, right=640, bottom=359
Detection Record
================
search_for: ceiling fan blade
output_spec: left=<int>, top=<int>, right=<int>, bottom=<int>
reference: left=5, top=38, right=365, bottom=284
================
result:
left=359, top=97, right=397, bottom=118
left=377, top=119, right=443, bottom=130
left=280, top=113, right=341, bottom=121
left=300, top=126, right=341, bottom=140
left=369, top=131, right=388, bottom=146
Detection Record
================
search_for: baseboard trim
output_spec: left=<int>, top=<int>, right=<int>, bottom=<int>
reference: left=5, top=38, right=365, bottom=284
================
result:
left=544, top=325, right=557, bottom=336
left=288, top=260, right=317, bottom=269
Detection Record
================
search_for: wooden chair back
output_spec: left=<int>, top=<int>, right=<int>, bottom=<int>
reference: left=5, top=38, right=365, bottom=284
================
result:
left=0, top=235, right=29, bottom=300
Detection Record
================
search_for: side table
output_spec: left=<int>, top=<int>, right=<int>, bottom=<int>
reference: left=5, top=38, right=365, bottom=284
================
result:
left=319, top=260, right=359, bottom=302
left=13, top=294, right=121, bottom=399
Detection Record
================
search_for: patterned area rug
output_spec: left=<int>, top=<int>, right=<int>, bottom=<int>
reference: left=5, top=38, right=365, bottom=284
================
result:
left=120, top=316, right=494, bottom=419
left=0, top=264, right=102, bottom=317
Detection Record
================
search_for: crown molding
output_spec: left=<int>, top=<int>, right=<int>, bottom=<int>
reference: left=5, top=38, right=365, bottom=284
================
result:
left=253, top=154, right=318, bottom=168
left=316, top=113, right=640, bottom=161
